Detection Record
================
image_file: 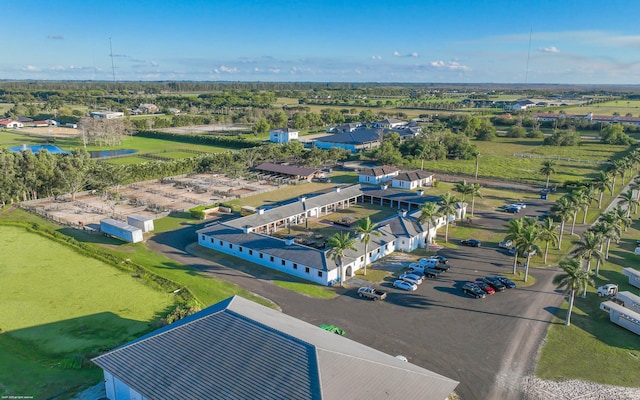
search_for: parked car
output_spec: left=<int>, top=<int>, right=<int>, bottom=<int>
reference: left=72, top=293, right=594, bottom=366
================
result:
left=462, top=282, right=486, bottom=299
left=393, top=280, right=418, bottom=291
left=461, top=239, right=482, bottom=247
left=423, top=268, right=442, bottom=279
left=481, top=276, right=506, bottom=292
left=474, top=280, right=496, bottom=295
left=399, top=273, right=423, bottom=286
left=357, top=287, right=387, bottom=301
left=514, top=202, right=527, bottom=209
left=494, top=276, right=517, bottom=289
left=504, top=205, right=520, bottom=214
left=498, top=239, right=513, bottom=249
left=429, top=255, right=448, bottom=264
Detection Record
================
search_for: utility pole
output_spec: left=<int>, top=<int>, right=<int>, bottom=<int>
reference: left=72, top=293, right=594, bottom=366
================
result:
left=109, top=37, right=116, bottom=82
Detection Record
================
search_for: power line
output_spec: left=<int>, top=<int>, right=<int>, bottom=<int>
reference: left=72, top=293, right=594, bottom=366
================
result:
left=524, top=27, right=532, bottom=84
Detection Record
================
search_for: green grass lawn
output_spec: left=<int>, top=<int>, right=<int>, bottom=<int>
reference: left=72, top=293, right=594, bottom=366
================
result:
left=536, top=214, right=640, bottom=387
left=0, top=225, right=173, bottom=398
left=561, top=99, right=640, bottom=117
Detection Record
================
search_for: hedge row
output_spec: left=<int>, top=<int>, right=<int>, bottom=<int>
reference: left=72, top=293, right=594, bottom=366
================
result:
left=135, top=130, right=262, bottom=149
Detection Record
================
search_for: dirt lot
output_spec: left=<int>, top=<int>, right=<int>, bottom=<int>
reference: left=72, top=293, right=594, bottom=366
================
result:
left=18, top=126, right=80, bottom=137
left=157, top=124, right=249, bottom=134
left=24, top=173, right=280, bottom=228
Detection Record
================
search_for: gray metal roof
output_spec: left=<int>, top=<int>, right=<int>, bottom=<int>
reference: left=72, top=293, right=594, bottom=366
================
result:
left=255, top=162, right=317, bottom=177
left=93, top=296, right=458, bottom=400
left=394, top=170, right=434, bottom=182
left=360, top=165, right=399, bottom=177
left=361, top=186, right=441, bottom=206
left=313, top=129, right=382, bottom=145
left=100, top=218, right=140, bottom=233
left=377, top=214, right=424, bottom=239
left=198, top=223, right=331, bottom=271
left=225, top=185, right=363, bottom=230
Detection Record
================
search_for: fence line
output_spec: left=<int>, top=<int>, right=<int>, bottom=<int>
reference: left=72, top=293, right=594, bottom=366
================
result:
left=512, top=153, right=612, bottom=164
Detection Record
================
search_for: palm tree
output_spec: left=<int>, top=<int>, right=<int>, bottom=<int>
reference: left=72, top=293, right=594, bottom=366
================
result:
left=591, top=171, right=613, bottom=209
left=418, top=202, right=441, bottom=253
left=571, top=231, right=605, bottom=297
left=469, top=183, right=482, bottom=216
left=356, top=217, right=382, bottom=275
left=326, top=231, right=357, bottom=287
left=520, top=223, right=541, bottom=282
left=354, top=217, right=381, bottom=276
left=539, top=160, right=556, bottom=188
left=588, top=222, right=608, bottom=277
left=577, top=187, right=597, bottom=224
left=607, top=158, right=625, bottom=193
left=538, top=217, right=559, bottom=264
left=553, top=259, right=594, bottom=326
left=505, top=218, right=526, bottom=274
left=552, top=196, right=574, bottom=249
left=599, top=211, right=622, bottom=259
left=618, top=189, right=639, bottom=217
left=612, top=204, right=632, bottom=233
left=453, top=180, right=473, bottom=202
left=437, top=193, right=459, bottom=243
left=567, top=193, right=581, bottom=235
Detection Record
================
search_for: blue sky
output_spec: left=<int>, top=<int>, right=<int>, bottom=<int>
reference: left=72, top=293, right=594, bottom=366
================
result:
left=2, top=0, right=639, bottom=84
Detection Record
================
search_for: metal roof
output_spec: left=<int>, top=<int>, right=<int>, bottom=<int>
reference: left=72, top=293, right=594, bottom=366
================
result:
left=93, top=296, right=458, bottom=400
left=313, top=129, right=382, bottom=145
left=394, top=170, right=434, bottom=182
left=359, top=165, right=399, bottom=177
left=255, top=162, right=318, bottom=177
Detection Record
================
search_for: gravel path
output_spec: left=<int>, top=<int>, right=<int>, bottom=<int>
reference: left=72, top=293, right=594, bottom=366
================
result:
left=521, top=376, right=640, bottom=400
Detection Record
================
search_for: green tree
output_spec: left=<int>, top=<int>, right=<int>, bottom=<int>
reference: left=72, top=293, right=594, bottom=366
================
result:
left=618, top=188, right=638, bottom=217
left=591, top=171, right=614, bottom=209
left=553, top=259, right=594, bottom=326
left=539, top=160, right=556, bottom=189
left=469, top=183, right=482, bottom=216
left=252, top=118, right=270, bottom=136
left=267, top=111, right=288, bottom=129
left=453, top=180, right=474, bottom=202
left=354, top=217, right=381, bottom=276
left=599, top=211, right=622, bottom=260
left=538, top=217, right=559, bottom=264
left=600, top=124, right=633, bottom=145
left=505, top=218, right=526, bottom=274
left=437, top=193, right=459, bottom=243
left=418, top=202, right=441, bottom=253
left=506, top=126, right=527, bottom=138
left=571, top=231, right=604, bottom=297
left=327, top=232, right=357, bottom=287
left=520, top=222, right=541, bottom=282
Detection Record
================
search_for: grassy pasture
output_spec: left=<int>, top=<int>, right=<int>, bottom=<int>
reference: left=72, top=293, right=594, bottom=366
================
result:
left=561, top=99, right=640, bottom=116
left=0, top=225, right=173, bottom=398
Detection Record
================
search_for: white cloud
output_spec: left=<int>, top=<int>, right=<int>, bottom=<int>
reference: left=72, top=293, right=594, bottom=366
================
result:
left=429, top=60, right=471, bottom=72
left=21, top=65, right=40, bottom=71
left=268, top=68, right=281, bottom=73
left=539, top=46, right=560, bottom=53
left=49, top=65, right=66, bottom=71
left=393, top=51, right=401, bottom=57
left=371, top=55, right=382, bottom=60
left=410, top=52, right=419, bottom=58
left=150, top=61, right=159, bottom=66
left=393, top=51, right=419, bottom=58
left=217, top=65, right=238, bottom=73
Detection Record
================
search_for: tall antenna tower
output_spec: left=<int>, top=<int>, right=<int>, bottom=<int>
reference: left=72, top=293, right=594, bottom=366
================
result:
left=109, top=37, right=116, bottom=82
left=524, top=27, right=532, bottom=84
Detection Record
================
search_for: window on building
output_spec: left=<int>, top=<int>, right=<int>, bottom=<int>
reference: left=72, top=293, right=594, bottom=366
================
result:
left=360, top=256, right=364, bottom=262
left=318, top=271, right=323, bottom=277
left=270, top=256, right=274, bottom=262
left=239, top=247, right=243, bottom=252
left=281, top=260, right=285, bottom=266
left=305, top=267, right=310, bottom=273
left=229, top=244, right=233, bottom=249
left=210, top=238, right=214, bottom=243
left=293, top=264, right=298, bottom=270
left=219, top=240, right=223, bottom=246
left=249, top=250, right=253, bottom=255
left=259, top=253, right=263, bottom=259
left=201, top=235, right=205, bottom=241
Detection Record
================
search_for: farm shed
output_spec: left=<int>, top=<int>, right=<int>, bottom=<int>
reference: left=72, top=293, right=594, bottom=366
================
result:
left=100, top=219, right=143, bottom=243
left=127, top=215, right=154, bottom=233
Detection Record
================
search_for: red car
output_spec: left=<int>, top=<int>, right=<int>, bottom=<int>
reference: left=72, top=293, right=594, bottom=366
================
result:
left=474, top=279, right=496, bottom=295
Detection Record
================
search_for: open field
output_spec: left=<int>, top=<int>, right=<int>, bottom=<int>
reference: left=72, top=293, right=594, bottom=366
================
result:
left=561, top=99, right=640, bottom=116
left=0, top=224, right=173, bottom=398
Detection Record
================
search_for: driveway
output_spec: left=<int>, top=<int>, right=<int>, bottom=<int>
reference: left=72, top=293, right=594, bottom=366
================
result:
left=148, top=203, right=565, bottom=400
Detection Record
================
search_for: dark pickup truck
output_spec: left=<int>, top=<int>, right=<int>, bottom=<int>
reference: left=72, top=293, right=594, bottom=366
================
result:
left=423, top=268, right=443, bottom=279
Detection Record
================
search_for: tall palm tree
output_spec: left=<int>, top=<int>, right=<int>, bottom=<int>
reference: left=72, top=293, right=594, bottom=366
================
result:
left=326, top=231, right=357, bottom=287
left=469, top=183, right=482, bottom=216
left=588, top=222, right=608, bottom=278
left=354, top=216, right=381, bottom=276
left=567, top=192, right=581, bottom=235
left=607, top=158, right=625, bottom=192
left=553, top=259, right=594, bottom=326
left=612, top=204, right=633, bottom=233
left=505, top=218, right=526, bottom=274
left=539, top=160, right=556, bottom=188
left=538, top=217, right=559, bottom=264
left=591, top=171, right=613, bottom=209
left=577, top=187, right=597, bottom=224
left=571, top=231, right=605, bottom=297
left=552, top=196, right=574, bottom=249
left=453, top=180, right=473, bottom=202
left=418, top=202, right=441, bottom=253
left=618, top=189, right=639, bottom=217
left=437, top=193, right=459, bottom=243
left=520, top=223, right=541, bottom=282
left=599, top=211, right=622, bottom=259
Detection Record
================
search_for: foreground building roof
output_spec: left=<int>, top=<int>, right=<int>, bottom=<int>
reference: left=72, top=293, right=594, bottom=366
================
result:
left=93, top=296, right=458, bottom=400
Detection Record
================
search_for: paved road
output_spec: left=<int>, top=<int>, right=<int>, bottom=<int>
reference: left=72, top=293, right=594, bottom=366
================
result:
left=148, top=198, right=567, bottom=400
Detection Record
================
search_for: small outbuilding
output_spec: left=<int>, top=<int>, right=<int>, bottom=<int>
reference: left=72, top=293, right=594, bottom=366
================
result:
left=100, top=219, right=143, bottom=243
left=127, top=215, right=154, bottom=233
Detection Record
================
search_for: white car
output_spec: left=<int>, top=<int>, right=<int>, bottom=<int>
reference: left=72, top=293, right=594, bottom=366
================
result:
left=399, top=273, right=423, bottom=285
left=499, top=239, right=513, bottom=249
left=515, top=202, right=526, bottom=209
left=393, top=280, right=418, bottom=291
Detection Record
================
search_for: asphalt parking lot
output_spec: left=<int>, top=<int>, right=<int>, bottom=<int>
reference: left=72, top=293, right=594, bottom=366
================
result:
left=150, top=196, right=565, bottom=400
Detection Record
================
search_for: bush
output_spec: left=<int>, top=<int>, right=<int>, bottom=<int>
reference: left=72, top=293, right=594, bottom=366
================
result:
left=543, top=130, right=580, bottom=146
left=527, top=129, right=544, bottom=139
left=507, top=126, right=527, bottom=138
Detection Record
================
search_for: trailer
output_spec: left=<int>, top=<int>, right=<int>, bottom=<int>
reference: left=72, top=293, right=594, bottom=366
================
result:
left=615, top=291, right=640, bottom=314
left=600, top=300, right=640, bottom=336
left=100, top=219, right=143, bottom=243
left=622, top=268, right=640, bottom=289
left=127, top=215, right=154, bottom=233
